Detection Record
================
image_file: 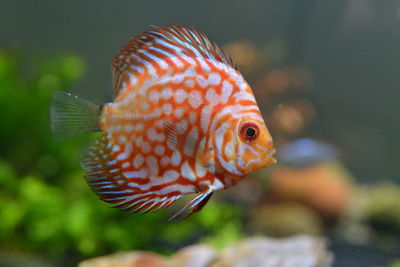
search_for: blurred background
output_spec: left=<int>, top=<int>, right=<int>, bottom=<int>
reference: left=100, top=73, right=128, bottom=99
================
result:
left=1, top=0, right=400, bottom=266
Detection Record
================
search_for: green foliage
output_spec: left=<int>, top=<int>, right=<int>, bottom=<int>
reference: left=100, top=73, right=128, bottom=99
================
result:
left=391, top=260, right=400, bottom=267
left=248, top=202, right=322, bottom=237
left=359, top=183, right=400, bottom=235
left=0, top=49, right=242, bottom=263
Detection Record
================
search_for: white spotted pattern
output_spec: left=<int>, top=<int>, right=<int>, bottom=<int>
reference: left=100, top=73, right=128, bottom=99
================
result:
left=208, top=73, right=221, bottom=86
left=155, top=145, right=165, bottom=155
left=133, top=154, right=144, bottom=168
left=163, top=170, right=180, bottom=182
left=122, top=162, right=130, bottom=168
left=118, top=135, right=127, bottom=144
left=174, top=107, right=185, bottom=118
left=135, top=123, right=144, bottom=132
left=124, top=124, right=133, bottom=133
left=112, top=145, right=121, bottom=152
left=196, top=76, right=207, bottom=88
left=161, top=87, right=172, bottom=99
left=189, top=112, right=197, bottom=124
left=188, top=91, right=203, bottom=109
left=123, top=167, right=149, bottom=179
left=116, top=152, right=128, bottom=161
left=171, top=150, right=182, bottom=166
left=162, top=103, right=173, bottom=115
left=184, top=126, right=199, bottom=157
left=149, top=90, right=160, bottom=103
left=147, top=128, right=158, bottom=141
left=174, top=89, right=187, bottom=103
left=195, top=163, right=207, bottom=178
left=141, top=142, right=151, bottom=153
left=200, top=105, right=213, bottom=133
left=184, top=79, right=195, bottom=88
left=146, top=156, right=159, bottom=177
left=181, top=161, right=196, bottom=181
left=160, top=156, right=170, bottom=166
left=135, top=136, right=143, bottom=147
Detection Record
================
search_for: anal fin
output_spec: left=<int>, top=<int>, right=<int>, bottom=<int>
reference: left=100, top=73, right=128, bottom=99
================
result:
left=113, top=193, right=184, bottom=215
left=82, top=133, right=186, bottom=215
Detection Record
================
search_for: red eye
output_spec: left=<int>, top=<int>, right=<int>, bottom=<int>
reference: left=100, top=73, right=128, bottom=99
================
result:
left=240, top=122, right=259, bottom=142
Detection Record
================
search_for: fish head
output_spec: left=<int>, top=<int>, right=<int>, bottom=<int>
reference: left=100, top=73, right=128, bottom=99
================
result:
left=213, top=109, right=276, bottom=179
left=236, top=114, right=276, bottom=173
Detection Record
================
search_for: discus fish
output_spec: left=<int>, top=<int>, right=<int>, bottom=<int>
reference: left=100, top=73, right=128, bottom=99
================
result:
left=51, top=25, right=276, bottom=220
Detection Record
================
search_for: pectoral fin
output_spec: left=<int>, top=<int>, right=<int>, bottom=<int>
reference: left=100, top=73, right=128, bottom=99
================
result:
left=168, top=187, right=214, bottom=221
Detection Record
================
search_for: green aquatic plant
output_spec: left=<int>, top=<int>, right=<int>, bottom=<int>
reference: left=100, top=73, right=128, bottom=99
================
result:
left=391, top=260, right=400, bottom=267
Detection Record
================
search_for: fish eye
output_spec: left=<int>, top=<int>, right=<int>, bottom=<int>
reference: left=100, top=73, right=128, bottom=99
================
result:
left=240, top=122, right=259, bottom=142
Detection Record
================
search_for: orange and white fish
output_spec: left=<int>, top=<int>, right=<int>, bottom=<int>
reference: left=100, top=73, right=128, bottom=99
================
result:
left=51, top=25, right=276, bottom=220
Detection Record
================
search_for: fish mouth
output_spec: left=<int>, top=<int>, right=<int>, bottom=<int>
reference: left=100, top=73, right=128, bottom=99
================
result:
left=265, top=147, right=277, bottom=165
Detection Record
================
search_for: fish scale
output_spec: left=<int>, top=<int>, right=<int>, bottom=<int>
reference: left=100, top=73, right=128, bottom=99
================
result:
left=51, top=24, right=275, bottom=220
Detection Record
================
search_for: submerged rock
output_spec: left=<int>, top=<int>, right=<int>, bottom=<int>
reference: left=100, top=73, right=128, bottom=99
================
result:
left=168, top=244, right=219, bottom=267
left=79, top=251, right=166, bottom=267
left=213, top=235, right=333, bottom=267
left=79, top=235, right=333, bottom=267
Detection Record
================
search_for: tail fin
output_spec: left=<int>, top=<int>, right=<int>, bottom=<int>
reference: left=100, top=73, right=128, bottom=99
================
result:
left=50, top=91, right=101, bottom=140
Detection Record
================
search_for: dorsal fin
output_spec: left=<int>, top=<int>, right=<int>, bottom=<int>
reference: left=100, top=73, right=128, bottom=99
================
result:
left=111, top=24, right=237, bottom=97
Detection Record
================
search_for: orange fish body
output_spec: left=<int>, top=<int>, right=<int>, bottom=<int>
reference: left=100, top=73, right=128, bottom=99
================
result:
left=51, top=25, right=275, bottom=219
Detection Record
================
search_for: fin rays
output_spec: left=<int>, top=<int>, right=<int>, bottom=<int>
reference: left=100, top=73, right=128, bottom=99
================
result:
left=50, top=92, right=101, bottom=140
left=111, top=24, right=237, bottom=96
left=81, top=134, right=185, bottom=215
left=168, top=187, right=214, bottom=221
